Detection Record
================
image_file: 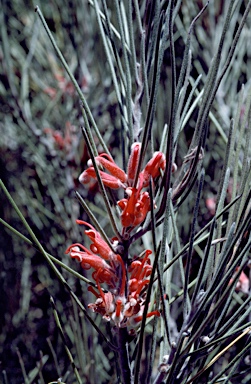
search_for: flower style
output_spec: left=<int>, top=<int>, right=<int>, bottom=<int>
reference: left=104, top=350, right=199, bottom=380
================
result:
left=66, top=221, right=160, bottom=329
left=79, top=142, right=166, bottom=229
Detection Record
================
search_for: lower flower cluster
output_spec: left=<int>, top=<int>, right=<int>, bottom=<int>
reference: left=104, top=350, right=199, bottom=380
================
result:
left=65, top=221, right=160, bottom=331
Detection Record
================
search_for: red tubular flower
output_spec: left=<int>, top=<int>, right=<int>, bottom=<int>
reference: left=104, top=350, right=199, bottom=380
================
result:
left=139, top=151, right=166, bottom=189
left=118, top=188, right=138, bottom=227
left=118, top=188, right=150, bottom=228
left=79, top=167, right=125, bottom=189
left=127, top=142, right=141, bottom=186
left=128, top=250, right=152, bottom=298
left=93, top=154, right=127, bottom=183
left=78, top=144, right=166, bottom=230
left=129, top=310, right=161, bottom=326
left=88, top=285, right=115, bottom=319
left=65, top=244, right=117, bottom=286
left=129, top=250, right=152, bottom=279
left=67, top=225, right=159, bottom=327
left=124, top=298, right=141, bottom=318
left=79, top=145, right=166, bottom=194
left=111, top=299, right=124, bottom=325
left=79, top=153, right=127, bottom=189
left=86, top=255, right=126, bottom=324
left=133, top=191, right=150, bottom=227
left=76, top=220, right=114, bottom=260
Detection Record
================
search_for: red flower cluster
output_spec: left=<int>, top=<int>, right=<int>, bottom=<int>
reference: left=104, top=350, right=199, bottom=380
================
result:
left=79, top=142, right=166, bottom=229
left=44, top=122, right=77, bottom=153
left=65, top=220, right=160, bottom=331
left=44, top=68, right=88, bottom=99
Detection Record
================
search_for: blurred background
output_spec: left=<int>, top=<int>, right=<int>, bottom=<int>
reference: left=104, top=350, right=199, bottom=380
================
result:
left=1, top=0, right=251, bottom=383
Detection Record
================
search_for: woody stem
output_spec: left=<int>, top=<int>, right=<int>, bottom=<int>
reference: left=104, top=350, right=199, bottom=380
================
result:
left=117, top=328, right=133, bottom=384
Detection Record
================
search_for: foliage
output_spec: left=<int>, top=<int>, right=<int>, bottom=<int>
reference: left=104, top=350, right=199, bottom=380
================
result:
left=1, top=0, right=251, bottom=383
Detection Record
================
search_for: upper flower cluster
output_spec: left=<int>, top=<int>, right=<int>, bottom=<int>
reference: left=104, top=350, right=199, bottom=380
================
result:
left=79, top=143, right=166, bottom=230
left=65, top=220, right=160, bottom=331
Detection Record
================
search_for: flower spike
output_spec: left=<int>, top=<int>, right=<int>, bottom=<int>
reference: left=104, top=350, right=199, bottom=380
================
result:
left=67, top=232, right=159, bottom=328
left=71, top=142, right=164, bottom=328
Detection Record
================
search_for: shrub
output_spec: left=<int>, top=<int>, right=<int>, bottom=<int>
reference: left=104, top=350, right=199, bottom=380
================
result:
left=1, top=1, right=251, bottom=383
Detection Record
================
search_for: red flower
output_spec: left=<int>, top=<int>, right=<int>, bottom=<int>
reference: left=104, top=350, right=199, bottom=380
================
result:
left=65, top=243, right=117, bottom=287
left=79, top=153, right=127, bottom=189
left=138, top=151, right=166, bottom=189
left=79, top=167, right=125, bottom=189
left=126, top=309, right=160, bottom=329
left=127, top=142, right=141, bottom=186
left=78, top=142, right=166, bottom=229
left=79, top=142, right=165, bottom=192
left=117, top=188, right=150, bottom=228
left=128, top=250, right=152, bottom=297
left=66, top=227, right=160, bottom=328
left=88, top=282, right=115, bottom=320
left=93, top=154, right=127, bottom=183
left=76, top=220, right=114, bottom=261
left=44, top=122, right=77, bottom=153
